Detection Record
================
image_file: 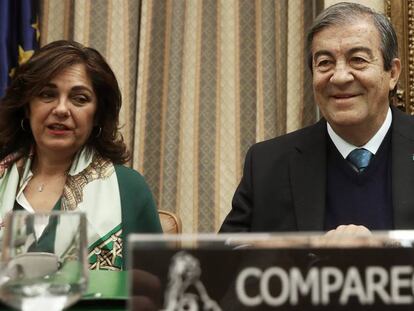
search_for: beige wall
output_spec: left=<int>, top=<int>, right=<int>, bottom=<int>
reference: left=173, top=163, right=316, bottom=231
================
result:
left=324, top=0, right=384, bottom=12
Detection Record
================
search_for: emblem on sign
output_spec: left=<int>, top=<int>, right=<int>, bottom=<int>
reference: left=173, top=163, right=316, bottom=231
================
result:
left=164, top=251, right=221, bottom=311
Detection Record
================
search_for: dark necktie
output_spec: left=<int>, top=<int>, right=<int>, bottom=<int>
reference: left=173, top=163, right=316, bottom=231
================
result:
left=347, top=148, right=373, bottom=172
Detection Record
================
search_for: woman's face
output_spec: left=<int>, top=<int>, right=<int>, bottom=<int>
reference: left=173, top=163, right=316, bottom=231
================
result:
left=28, top=63, right=97, bottom=158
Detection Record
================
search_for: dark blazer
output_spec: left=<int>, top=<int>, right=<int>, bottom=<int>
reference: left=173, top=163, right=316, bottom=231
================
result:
left=220, top=107, right=414, bottom=232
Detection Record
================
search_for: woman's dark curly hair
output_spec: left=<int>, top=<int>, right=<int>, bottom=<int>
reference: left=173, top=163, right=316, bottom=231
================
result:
left=0, top=40, right=129, bottom=164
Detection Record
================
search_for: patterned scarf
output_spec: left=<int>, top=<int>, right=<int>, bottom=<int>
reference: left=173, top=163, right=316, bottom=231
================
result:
left=0, top=148, right=123, bottom=270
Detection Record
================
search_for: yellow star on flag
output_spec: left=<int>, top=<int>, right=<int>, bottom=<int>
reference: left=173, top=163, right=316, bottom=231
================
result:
left=18, top=45, right=34, bottom=65
left=31, top=17, right=40, bottom=41
left=9, top=46, right=34, bottom=77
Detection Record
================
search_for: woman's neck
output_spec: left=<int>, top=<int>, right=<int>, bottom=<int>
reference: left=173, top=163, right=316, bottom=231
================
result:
left=32, top=152, right=73, bottom=176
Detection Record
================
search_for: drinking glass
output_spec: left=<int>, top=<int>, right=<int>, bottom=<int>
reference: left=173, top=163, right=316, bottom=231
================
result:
left=0, top=211, right=88, bottom=311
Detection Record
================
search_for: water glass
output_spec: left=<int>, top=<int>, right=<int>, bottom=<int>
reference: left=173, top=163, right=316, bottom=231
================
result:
left=0, top=211, right=88, bottom=311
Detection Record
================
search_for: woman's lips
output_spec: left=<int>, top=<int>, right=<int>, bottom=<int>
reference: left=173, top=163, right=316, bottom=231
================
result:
left=48, top=123, right=69, bottom=130
left=47, top=124, right=71, bottom=135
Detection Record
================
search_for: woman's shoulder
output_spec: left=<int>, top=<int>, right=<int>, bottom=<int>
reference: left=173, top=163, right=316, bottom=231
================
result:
left=0, top=152, right=25, bottom=178
left=113, top=165, right=150, bottom=192
left=114, top=164, right=143, bottom=178
left=113, top=164, right=161, bottom=232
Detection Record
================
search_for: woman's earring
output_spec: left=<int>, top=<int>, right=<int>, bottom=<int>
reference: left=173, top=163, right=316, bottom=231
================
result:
left=20, top=119, right=29, bottom=131
left=95, top=126, right=102, bottom=138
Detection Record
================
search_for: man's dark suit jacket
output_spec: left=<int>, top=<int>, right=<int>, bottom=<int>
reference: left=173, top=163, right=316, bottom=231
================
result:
left=220, top=107, right=414, bottom=232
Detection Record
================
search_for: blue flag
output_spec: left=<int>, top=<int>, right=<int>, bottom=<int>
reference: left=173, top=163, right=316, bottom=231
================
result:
left=0, top=0, right=39, bottom=98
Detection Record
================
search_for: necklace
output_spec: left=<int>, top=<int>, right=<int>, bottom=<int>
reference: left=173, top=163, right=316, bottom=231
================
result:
left=37, top=183, right=45, bottom=192
left=32, top=171, right=69, bottom=193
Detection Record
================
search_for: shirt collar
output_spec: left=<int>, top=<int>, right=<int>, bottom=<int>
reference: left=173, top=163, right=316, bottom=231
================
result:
left=327, top=107, right=392, bottom=159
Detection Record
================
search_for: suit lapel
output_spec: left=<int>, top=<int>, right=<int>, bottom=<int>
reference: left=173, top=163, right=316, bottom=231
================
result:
left=392, top=108, right=414, bottom=228
left=290, top=120, right=327, bottom=231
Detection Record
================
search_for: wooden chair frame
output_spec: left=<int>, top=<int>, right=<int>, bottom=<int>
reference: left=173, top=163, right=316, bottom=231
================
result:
left=158, top=209, right=182, bottom=234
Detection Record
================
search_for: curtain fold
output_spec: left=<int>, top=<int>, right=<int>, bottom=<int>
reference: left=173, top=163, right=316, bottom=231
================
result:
left=40, top=0, right=319, bottom=233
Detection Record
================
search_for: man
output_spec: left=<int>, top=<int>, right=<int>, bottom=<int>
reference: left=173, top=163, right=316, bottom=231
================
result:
left=220, top=2, right=414, bottom=234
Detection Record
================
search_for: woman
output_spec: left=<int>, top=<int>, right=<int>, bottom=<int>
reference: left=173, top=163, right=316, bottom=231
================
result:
left=0, top=40, right=162, bottom=270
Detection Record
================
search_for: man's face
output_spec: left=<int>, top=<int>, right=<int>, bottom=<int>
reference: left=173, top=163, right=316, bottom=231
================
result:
left=311, top=18, right=400, bottom=139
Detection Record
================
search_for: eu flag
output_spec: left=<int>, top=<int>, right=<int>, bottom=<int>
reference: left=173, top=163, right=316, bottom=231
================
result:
left=0, top=0, right=39, bottom=98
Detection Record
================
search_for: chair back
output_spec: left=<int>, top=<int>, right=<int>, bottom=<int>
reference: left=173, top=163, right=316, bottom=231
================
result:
left=158, top=209, right=182, bottom=234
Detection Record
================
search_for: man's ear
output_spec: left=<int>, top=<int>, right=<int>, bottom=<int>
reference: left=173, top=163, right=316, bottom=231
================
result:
left=389, top=58, right=401, bottom=91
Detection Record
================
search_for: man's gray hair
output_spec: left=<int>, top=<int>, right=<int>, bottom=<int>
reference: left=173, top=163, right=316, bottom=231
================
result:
left=306, top=2, right=398, bottom=72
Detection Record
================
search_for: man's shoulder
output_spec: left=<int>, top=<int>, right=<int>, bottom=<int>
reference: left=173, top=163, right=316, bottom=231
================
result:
left=393, top=106, right=414, bottom=124
left=250, top=120, right=325, bottom=155
left=392, top=106, right=414, bottom=140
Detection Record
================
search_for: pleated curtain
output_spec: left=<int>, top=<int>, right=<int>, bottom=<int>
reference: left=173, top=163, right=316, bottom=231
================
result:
left=39, top=0, right=320, bottom=233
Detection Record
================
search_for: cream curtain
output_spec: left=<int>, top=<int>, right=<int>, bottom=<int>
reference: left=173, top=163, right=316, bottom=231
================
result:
left=40, top=0, right=320, bottom=233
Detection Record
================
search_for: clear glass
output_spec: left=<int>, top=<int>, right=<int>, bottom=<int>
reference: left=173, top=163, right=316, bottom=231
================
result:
left=0, top=211, right=88, bottom=311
